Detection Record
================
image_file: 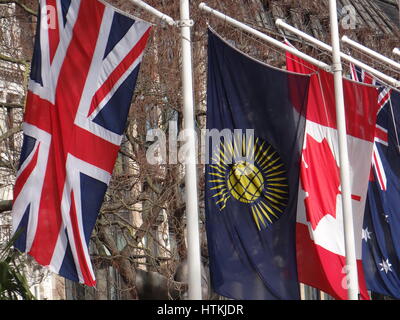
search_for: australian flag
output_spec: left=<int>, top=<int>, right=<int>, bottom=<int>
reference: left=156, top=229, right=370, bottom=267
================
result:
left=205, top=29, right=310, bottom=299
left=363, top=90, right=400, bottom=299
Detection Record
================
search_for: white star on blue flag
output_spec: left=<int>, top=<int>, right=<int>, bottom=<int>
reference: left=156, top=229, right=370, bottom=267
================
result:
left=379, top=258, right=393, bottom=274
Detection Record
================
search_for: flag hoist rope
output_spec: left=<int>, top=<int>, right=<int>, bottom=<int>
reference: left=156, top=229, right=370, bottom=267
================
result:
left=341, top=36, right=400, bottom=71
left=275, top=19, right=400, bottom=89
left=128, top=0, right=203, bottom=299
left=199, top=1, right=361, bottom=300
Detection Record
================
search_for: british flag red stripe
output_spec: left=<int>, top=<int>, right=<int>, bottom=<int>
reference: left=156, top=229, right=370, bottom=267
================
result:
left=372, top=124, right=389, bottom=190
left=12, top=0, right=151, bottom=286
left=377, top=87, right=391, bottom=110
left=372, top=144, right=387, bottom=191
left=374, top=124, right=389, bottom=147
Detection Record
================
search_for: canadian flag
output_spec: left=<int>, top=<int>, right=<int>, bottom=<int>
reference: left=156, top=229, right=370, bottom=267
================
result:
left=286, top=53, right=380, bottom=299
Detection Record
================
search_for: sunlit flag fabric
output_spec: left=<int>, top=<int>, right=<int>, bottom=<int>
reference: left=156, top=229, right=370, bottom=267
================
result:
left=286, top=53, right=380, bottom=300
left=11, top=0, right=151, bottom=286
left=350, top=65, right=400, bottom=299
left=205, top=30, right=310, bottom=300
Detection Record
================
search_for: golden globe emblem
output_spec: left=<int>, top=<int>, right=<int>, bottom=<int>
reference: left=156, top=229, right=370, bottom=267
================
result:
left=208, top=135, right=289, bottom=230
left=228, top=161, right=264, bottom=203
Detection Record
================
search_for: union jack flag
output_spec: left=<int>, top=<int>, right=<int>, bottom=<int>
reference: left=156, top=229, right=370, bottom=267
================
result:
left=349, top=62, right=391, bottom=191
left=12, top=0, right=151, bottom=286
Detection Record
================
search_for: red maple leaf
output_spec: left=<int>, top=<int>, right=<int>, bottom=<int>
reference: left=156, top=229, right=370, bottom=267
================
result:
left=301, top=134, right=340, bottom=230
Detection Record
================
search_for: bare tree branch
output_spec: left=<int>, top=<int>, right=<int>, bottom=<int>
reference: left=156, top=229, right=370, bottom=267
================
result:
left=0, top=200, right=12, bottom=213
left=0, top=124, right=22, bottom=143
left=0, top=0, right=36, bottom=16
left=0, top=103, right=24, bottom=109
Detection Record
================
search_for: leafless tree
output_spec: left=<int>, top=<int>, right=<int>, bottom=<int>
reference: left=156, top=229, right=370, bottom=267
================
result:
left=0, top=0, right=398, bottom=300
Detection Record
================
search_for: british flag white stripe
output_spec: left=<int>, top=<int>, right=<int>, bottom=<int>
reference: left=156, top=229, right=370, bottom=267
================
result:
left=378, top=88, right=391, bottom=108
left=38, top=0, right=51, bottom=91
left=48, top=0, right=81, bottom=95
left=98, top=19, right=150, bottom=91
left=74, top=10, right=149, bottom=146
left=51, top=155, right=112, bottom=279
left=12, top=124, right=51, bottom=252
left=49, top=225, right=69, bottom=277
left=73, top=6, right=115, bottom=116
left=55, top=0, right=64, bottom=32
left=12, top=140, right=41, bottom=231
left=86, top=54, right=143, bottom=123
left=29, top=0, right=82, bottom=103
left=350, top=65, right=359, bottom=82
left=60, top=154, right=111, bottom=283
left=372, top=143, right=387, bottom=191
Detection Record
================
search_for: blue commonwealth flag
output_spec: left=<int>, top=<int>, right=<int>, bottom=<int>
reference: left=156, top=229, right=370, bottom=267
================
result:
left=363, top=90, right=400, bottom=299
left=205, top=29, right=310, bottom=300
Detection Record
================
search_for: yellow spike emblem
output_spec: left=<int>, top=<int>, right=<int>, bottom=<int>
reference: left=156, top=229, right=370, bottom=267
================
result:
left=209, top=135, right=289, bottom=230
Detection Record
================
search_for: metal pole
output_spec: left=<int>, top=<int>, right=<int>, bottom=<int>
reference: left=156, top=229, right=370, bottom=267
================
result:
left=180, top=0, right=203, bottom=300
left=128, top=0, right=176, bottom=25
left=341, top=36, right=400, bottom=71
left=394, top=48, right=400, bottom=58
left=329, top=0, right=359, bottom=300
left=198, top=3, right=331, bottom=71
left=275, top=19, right=400, bottom=88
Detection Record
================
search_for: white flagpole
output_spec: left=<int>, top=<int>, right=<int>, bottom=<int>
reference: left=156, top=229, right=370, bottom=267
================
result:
left=341, top=36, right=400, bottom=71
left=128, top=0, right=202, bottom=299
left=128, top=0, right=175, bottom=25
left=180, top=0, right=203, bottom=300
left=329, top=0, right=359, bottom=300
left=198, top=3, right=331, bottom=71
left=275, top=19, right=400, bottom=88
